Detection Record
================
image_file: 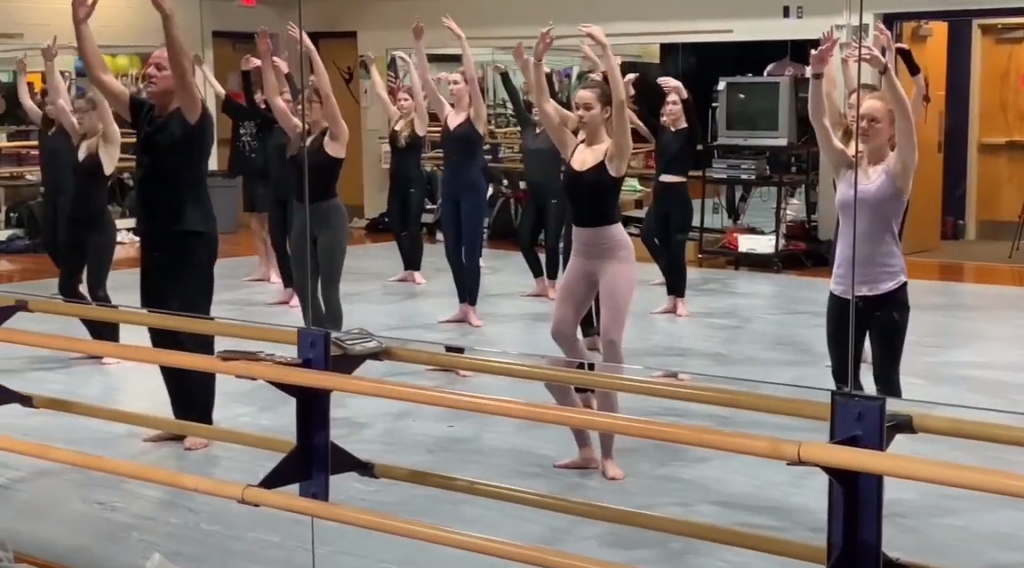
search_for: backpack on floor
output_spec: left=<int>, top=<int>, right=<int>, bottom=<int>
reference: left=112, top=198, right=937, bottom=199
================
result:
left=487, top=191, right=520, bottom=242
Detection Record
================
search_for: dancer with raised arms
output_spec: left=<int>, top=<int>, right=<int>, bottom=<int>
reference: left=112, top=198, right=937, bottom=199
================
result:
left=809, top=26, right=917, bottom=399
left=533, top=24, right=636, bottom=481
left=365, top=50, right=429, bottom=285
left=413, top=16, right=488, bottom=327
left=74, top=0, right=218, bottom=450
left=257, top=24, right=350, bottom=331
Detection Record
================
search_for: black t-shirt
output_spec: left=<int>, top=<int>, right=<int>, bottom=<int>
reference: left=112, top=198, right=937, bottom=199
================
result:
left=222, top=96, right=268, bottom=179
left=129, top=95, right=217, bottom=234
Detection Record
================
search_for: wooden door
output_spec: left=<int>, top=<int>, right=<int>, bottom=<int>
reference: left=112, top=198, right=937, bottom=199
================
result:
left=898, top=21, right=947, bottom=255
left=313, top=36, right=364, bottom=217
left=974, top=22, right=1024, bottom=240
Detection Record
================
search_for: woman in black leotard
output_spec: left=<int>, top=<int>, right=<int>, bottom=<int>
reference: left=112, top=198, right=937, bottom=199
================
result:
left=639, top=76, right=699, bottom=318
left=365, top=51, right=429, bottom=285
left=257, top=24, right=350, bottom=331
left=533, top=24, right=636, bottom=481
left=16, top=49, right=76, bottom=281
left=52, top=87, right=122, bottom=360
left=500, top=42, right=565, bottom=300
left=413, top=17, right=489, bottom=328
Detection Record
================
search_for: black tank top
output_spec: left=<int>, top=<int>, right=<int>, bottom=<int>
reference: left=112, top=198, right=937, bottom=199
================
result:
left=38, top=125, right=76, bottom=203
left=388, top=124, right=424, bottom=181
left=440, top=116, right=485, bottom=172
left=70, top=141, right=113, bottom=224
left=563, top=145, right=624, bottom=228
left=292, top=128, right=344, bottom=205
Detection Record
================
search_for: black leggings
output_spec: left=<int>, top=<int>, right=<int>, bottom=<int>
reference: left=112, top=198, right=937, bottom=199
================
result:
left=561, top=210, right=600, bottom=339
left=58, top=217, right=119, bottom=343
left=267, top=197, right=293, bottom=289
left=641, top=180, right=694, bottom=298
left=440, top=170, right=487, bottom=307
left=39, top=199, right=68, bottom=272
left=826, top=282, right=910, bottom=398
left=519, top=182, right=565, bottom=281
left=139, top=231, right=219, bottom=425
left=387, top=173, right=426, bottom=272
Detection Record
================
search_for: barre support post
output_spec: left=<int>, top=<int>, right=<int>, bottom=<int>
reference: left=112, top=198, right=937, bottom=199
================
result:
left=257, top=327, right=373, bottom=501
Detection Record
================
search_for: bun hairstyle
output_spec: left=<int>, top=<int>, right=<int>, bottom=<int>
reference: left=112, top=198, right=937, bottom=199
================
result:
left=577, top=79, right=612, bottom=108
left=393, top=85, right=415, bottom=147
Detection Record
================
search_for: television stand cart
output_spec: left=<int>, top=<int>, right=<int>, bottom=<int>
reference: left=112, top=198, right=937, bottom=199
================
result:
left=697, top=143, right=819, bottom=273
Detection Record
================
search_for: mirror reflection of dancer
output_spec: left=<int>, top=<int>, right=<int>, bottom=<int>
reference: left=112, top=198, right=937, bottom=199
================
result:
left=826, top=34, right=927, bottom=367
left=413, top=16, right=489, bottom=327
left=16, top=49, right=76, bottom=289
left=257, top=24, right=350, bottom=331
left=640, top=76, right=698, bottom=318
left=534, top=24, right=636, bottom=481
left=194, top=53, right=293, bottom=305
left=809, top=25, right=917, bottom=399
left=44, top=38, right=122, bottom=362
left=75, top=0, right=218, bottom=450
left=365, top=51, right=429, bottom=286
left=499, top=42, right=565, bottom=301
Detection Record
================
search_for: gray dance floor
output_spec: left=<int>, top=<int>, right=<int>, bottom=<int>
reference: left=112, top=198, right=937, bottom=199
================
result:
left=0, top=242, right=1021, bottom=568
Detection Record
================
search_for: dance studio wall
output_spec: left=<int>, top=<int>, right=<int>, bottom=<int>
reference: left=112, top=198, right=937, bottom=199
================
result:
left=0, top=0, right=293, bottom=168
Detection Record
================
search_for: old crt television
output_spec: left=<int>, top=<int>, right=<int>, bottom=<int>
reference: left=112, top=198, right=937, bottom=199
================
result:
left=716, top=76, right=798, bottom=146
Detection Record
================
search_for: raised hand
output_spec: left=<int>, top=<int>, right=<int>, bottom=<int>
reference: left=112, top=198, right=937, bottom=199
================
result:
left=287, top=22, right=312, bottom=48
left=240, top=54, right=257, bottom=71
left=15, top=56, right=26, bottom=75
left=533, top=24, right=555, bottom=61
left=255, top=27, right=273, bottom=57
left=361, top=52, right=376, bottom=66
left=578, top=24, right=608, bottom=47
left=71, top=0, right=98, bottom=25
left=441, top=15, right=465, bottom=40
left=271, top=56, right=288, bottom=73
left=656, top=76, right=684, bottom=94
left=874, top=22, right=895, bottom=51
left=40, top=36, right=58, bottom=62
left=623, top=72, right=638, bottom=85
left=810, top=29, right=838, bottom=72
left=149, top=0, right=171, bottom=17
left=855, top=39, right=887, bottom=70
left=512, top=41, right=527, bottom=63
left=412, top=19, right=425, bottom=42
left=393, top=51, right=412, bottom=64
left=192, top=53, right=204, bottom=67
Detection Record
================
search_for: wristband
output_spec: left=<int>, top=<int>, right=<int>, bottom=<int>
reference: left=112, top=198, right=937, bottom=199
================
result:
left=811, top=72, right=825, bottom=80
left=896, top=46, right=922, bottom=78
left=533, top=57, right=544, bottom=64
left=878, top=62, right=890, bottom=77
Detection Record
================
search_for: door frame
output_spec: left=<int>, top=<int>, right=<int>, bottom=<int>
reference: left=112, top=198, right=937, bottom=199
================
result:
left=883, top=8, right=1024, bottom=241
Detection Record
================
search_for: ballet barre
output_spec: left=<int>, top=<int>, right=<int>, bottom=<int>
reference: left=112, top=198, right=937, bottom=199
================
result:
left=0, top=161, right=136, bottom=177
left=0, top=294, right=1023, bottom=450
left=0, top=138, right=137, bottom=150
left=13, top=391, right=946, bottom=568
left=0, top=326, right=1020, bottom=567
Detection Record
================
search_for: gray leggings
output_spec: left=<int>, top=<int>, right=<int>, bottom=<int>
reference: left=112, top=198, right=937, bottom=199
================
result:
left=290, top=199, right=349, bottom=331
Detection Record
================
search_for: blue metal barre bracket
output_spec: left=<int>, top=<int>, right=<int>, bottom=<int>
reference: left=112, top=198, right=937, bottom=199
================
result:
left=256, top=327, right=376, bottom=502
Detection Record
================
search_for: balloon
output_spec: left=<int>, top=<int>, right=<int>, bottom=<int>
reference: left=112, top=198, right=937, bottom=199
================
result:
left=128, top=54, right=143, bottom=73
left=101, top=54, right=113, bottom=70
left=112, top=54, right=132, bottom=75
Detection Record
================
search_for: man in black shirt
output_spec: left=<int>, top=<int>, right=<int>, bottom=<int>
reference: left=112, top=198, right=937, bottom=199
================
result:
left=74, top=0, right=218, bottom=451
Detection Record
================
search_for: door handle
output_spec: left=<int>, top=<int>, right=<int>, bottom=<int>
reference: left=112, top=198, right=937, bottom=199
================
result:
left=937, top=110, right=944, bottom=154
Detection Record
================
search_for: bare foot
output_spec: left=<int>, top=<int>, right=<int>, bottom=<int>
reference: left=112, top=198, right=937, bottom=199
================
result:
left=100, top=357, right=121, bottom=365
left=388, top=271, right=413, bottom=282
left=269, top=271, right=282, bottom=285
left=651, top=300, right=676, bottom=314
left=652, top=370, right=690, bottom=381
left=579, top=391, right=596, bottom=410
left=466, top=309, right=484, bottom=328
left=522, top=285, right=548, bottom=297
left=143, top=431, right=185, bottom=443
left=243, top=272, right=269, bottom=282
left=411, top=272, right=427, bottom=285
left=268, top=289, right=295, bottom=305
left=649, top=278, right=665, bottom=286
left=601, top=458, right=625, bottom=480
left=546, top=286, right=557, bottom=300
left=439, top=306, right=469, bottom=323
left=583, top=336, right=602, bottom=353
left=427, top=367, right=473, bottom=377
left=554, top=450, right=600, bottom=470
left=675, top=301, right=690, bottom=317
left=183, top=436, right=210, bottom=451
left=288, top=295, right=301, bottom=308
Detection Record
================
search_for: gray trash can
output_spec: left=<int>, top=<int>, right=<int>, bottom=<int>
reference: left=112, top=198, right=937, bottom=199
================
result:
left=207, top=173, right=241, bottom=234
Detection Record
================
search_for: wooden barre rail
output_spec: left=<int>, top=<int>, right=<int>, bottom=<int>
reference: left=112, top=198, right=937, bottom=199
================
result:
left=18, top=391, right=945, bottom=568
left=2, top=294, right=1024, bottom=449
left=0, top=435, right=631, bottom=568
left=0, top=138, right=137, bottom=150
left=3, top=327, right=1024, bottom=500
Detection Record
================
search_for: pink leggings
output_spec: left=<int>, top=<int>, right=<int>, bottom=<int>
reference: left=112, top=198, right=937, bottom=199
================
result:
left=548, top=223, right=636, bottom=457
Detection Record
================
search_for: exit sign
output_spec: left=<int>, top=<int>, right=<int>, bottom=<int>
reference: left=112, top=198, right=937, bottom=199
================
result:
left=238, top=0, right=256, bottom=7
